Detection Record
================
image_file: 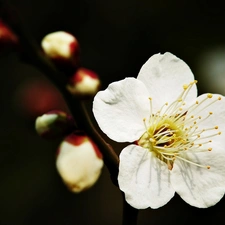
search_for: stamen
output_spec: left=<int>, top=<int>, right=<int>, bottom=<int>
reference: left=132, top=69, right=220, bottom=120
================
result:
left=175, top=155, right=210, bottom=169
left=137, top=81, right=216, bottom=171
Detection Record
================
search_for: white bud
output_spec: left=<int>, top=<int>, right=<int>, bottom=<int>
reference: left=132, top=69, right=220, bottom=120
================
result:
left=56, top=133, right=103, bottom=192
left=35, top=110, right=74, bottom=139
left=41, top=31, right=79, bottom=66
left=67, top=68, right=101, bottom=97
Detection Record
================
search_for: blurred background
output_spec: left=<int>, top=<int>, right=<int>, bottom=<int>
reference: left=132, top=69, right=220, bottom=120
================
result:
left=1, top=0, right=225, bottom=224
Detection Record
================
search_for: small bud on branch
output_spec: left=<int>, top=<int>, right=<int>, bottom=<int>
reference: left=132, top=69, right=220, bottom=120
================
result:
left=67, top=68, right=101, bottom=98
left=0, top=19, right=18, bottom=51
left=35, top=110, right=75, bottom=139
left=41, top=31, right=80, bottom=68
left=56, top=132, right=103, bottom=192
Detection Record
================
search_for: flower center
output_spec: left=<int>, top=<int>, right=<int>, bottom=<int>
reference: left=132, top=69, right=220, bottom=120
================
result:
left=137, top=80, right=222, bottom=170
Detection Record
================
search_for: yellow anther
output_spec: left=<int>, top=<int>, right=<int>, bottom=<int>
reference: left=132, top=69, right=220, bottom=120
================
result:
left=208, top=148, right=212, bottom=151
left=190, top=80, right=198, bottom=85
left=209, top=112, right=213, bottom=115
left=196, top=101, right=199, bottom=104
left=218, top=96, right=222, bottom=100
left=198, top=144, right=202, bottom=147
left=215, top=126, right=218, bottom=129
left=207, top=93, right=213, bottom=98
left=198, top=116, right=201, bottom=119
left=207, top=166, right=210, bottom=169
left=218, top=132, right=222, bottom=135
left=183, top=84, right=188, bottom=90
left=191, top=115, right=194, bottom=118
left=178, top=98, right=182, bottom=102
left=165, top=102, right=168, bottom=105
left=197, top=134, right=200, bottom=138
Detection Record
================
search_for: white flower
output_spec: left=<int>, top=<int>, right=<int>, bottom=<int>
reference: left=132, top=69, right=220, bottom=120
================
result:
left=93, top=52, right=225, bottom=209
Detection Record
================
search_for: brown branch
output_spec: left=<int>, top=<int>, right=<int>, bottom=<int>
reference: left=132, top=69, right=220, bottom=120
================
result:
left=1, top=1, right=139, bottom=224
left=0, top=0, right=119, bottom=184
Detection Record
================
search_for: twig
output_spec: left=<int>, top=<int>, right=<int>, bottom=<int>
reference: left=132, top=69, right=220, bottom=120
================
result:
left=0, top=1, right=139, bottom=224
left=0, top=0, right=119, bottom=183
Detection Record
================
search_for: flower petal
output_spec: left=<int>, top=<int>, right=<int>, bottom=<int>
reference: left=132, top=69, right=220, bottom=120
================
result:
left=171, top=150, right=225, bottom=208
left=93, top=78, right=150, bottom=142
left=137, top=52, right=197, bottom=107
left=118, top=144, right=175, bottom=209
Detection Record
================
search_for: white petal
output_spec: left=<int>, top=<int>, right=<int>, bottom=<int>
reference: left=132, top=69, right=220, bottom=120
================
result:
left=171, top=150, right=225, bottom=208
left=93, top=78, right=150, bottom=142
left=137, top=52, right=197, bottom=106
left=118, top=145, right=175, bottom=209
left=186, top=94, right=225, bottom=149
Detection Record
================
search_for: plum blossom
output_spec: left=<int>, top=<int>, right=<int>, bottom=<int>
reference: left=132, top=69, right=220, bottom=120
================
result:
left=93, top=52, right=225, bottom=209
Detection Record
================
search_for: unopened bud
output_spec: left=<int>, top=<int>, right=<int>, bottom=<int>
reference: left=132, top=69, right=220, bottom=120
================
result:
left=41, top=31, right=79, bottom=67
left=67, top=68, right=101, bottom=97
left=35, top=110, right=75, bottom=139
left=56, top=133, right=103, bottom=193
left=0, top=20, right=18, bottom=51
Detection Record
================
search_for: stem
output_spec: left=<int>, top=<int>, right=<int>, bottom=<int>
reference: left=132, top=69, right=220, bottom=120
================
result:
left=122, top=195, right=139, bottom=225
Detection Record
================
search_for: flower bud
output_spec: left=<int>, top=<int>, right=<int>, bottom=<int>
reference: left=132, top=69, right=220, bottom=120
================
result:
left=56, top=133, right=103, bottom=193
left=35, top=110, right=75, bottom=139
left=41, top=31, right=79, bottom=67
left=0, top=20, right=18, bottom=51
left=67, top=68, right=101, bottom=97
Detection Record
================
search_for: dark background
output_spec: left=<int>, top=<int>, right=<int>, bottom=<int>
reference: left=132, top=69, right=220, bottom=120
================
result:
left=1, top=0, right=225, bottom=225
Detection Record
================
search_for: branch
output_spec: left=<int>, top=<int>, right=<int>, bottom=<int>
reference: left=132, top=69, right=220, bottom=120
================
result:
left=0, top=0, right=119, bottom=184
